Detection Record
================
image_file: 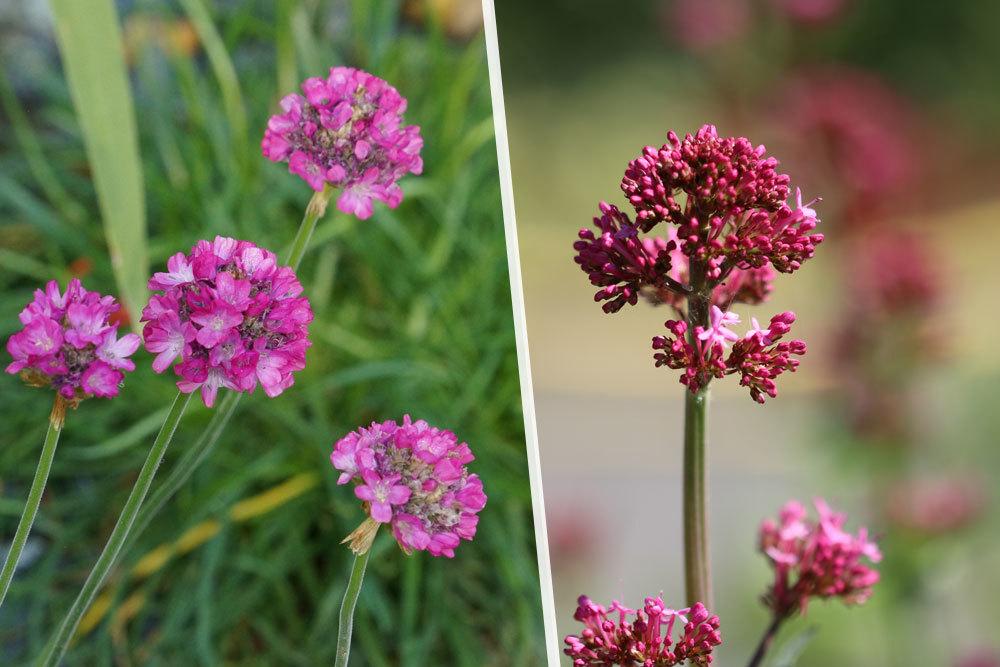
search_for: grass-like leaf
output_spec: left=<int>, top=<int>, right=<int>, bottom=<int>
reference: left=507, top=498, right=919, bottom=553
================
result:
left=48, top=0, right=148, bottom=329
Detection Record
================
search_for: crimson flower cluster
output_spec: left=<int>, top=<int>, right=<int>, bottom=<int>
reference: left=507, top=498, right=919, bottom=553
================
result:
left=564, top=595, right=721, bottom=666
left=759, top=499, right=881, bottom=616
left=574, top=125, right=821, bottom=401
left=141, top=237, right=313, bottom=408
left=262, top=66, right=423, bottom=219
left=331, top=416, right=487, bottom=558
left=6, top=279, right=139, bottom=403
left=652, top=307, right=805, bottom=403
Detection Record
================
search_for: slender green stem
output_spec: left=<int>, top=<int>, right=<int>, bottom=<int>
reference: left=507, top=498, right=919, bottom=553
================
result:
left=37, top=392, right=191, bottom=667
left=746, top=614, right=785, bottom=667
left=0, top=396, right=66, bottom=609
left=683, top=261, right=712, bottom=608
left=335, top=539, right=375, bottom=667
left=683, top=386, right=710, bottom=607
left=126, top=390, right=241, bottom=550
left=286, top=185, right=333, bottom=269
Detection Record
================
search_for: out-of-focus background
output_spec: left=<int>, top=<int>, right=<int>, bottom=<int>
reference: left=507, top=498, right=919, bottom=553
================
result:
left=0, top=0, right=546, bottom=664
left=495, top=0, right=1000, bottom=664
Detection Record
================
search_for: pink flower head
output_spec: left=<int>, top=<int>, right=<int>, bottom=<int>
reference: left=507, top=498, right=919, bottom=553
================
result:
left=330, top=416, right=486, bottom=557
left=563, top=594, right=721, bottom=666
left=653, top=310, right=805, bottom=402
left=140, top=237, right=313, bottom=407
left=261, top=67, right=423, bottom=219
left=6, top=279, right=138, bottom=402
left=759, top=498, right=881, bottom=616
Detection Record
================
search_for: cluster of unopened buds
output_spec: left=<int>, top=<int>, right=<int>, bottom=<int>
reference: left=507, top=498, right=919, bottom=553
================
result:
left=331, top=416, right=487, bottom=558
left=759, top=498, right=881, bottom=616
left=262, top=66, right=423, bottom=219
left=141, top=236, right=313, bottom=407
left=6, top=279, right=140, bottom=405
left=574, top=124, right=822, bottom=402
left=564, top=595, right=721, bottom=666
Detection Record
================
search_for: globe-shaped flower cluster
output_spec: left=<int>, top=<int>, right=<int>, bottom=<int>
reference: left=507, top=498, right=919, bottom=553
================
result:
left=331, top=416, right=487, bottom=558
left=6, top=279, right=139, bottom=403
left=262, top=66, right=423, bottom=219
left=141, top=236, right=313, bottom=408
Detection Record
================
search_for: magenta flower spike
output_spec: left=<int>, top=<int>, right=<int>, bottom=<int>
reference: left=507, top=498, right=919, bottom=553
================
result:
left=331, top=416, right=487, bottom=557
left=563, top=594, right=722, bottom=666
left=140, top=236, right=313, bottom=408
left=6, top=278, right=140, bottom=406
left=262, top=66, right=423, bottom=220
left=572, top=125, right=825, bottom=613
left=574, top=124, right=821, bottom=403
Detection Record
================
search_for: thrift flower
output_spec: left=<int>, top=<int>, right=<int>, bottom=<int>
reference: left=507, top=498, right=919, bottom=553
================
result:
left=653, top=311, right=805, bottom=402
left=141, top=236, right=313, bottom=407
left=759, top=498, right=881, bottom=616
left=331, top=416, right=487, bottom=557
left=262, top=66, right=423, bottom=219
left=564, top=594, right=722, bottom=666
left=6, top=279, right=139, bottom=404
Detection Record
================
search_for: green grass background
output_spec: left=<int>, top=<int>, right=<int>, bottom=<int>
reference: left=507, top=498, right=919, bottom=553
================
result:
left=0, top=0, right=545, bottom=664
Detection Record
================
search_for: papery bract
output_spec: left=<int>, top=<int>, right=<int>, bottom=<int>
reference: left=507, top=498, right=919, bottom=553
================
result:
left=141, top=237, right=313, bottom=407
left=6, top=279, right=139, bottom=403
left=331, top=416, right=486, bottom=557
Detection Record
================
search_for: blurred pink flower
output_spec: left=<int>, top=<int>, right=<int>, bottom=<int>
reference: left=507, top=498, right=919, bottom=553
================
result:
left=770, top=0, right=848, bottom=25
left=775, top=68, right=921, bottom=225
left=759, top=498, right=881, bottom=615
left=885, top=477, right=988, bottom=536
left=955, top=650, right=1000, bottom=667
left=664, top=0, right=751, bottom=52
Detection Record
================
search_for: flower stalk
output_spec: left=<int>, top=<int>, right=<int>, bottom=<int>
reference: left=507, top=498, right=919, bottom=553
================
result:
left=335, top=526, right=377, bottom=667
left=37, top=392, right=192, bottom=667
left=746, top=614, right=786, bottom=667
left=0, top=396, right=66, bottom=609
left=683, top=264, right=712, bottom=608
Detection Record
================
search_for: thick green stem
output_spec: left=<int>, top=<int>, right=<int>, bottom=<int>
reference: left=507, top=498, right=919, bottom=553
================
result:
left=37, top=392, right=191, bottom=667
left=335, top=536, right=376, bottom=667
left=683, top=386, right=711, bottom=607
left=0, top=396, right=66, bottom=609
left=683, top=261, right=712, bottom=608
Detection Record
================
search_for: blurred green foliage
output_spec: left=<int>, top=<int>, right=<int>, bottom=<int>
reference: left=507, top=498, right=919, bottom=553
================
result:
left=0, top=0, right=544, bottom=664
